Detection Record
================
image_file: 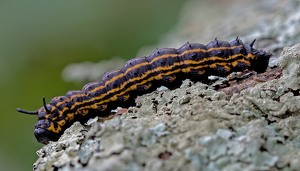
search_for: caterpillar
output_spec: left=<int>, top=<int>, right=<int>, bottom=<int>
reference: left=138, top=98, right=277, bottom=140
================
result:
left=17, top=38, right=271, bottom=144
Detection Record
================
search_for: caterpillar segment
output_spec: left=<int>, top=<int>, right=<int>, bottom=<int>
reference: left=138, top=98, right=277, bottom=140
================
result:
left=17, top=38, right=271, bottom=144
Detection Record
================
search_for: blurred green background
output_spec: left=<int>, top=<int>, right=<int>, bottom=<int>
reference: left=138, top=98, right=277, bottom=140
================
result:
left=0, top=0, right=191, bottom=170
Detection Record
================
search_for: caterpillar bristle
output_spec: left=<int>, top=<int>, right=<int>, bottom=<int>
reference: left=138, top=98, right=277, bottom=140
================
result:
left=250, top=39, right=256, bottom=47
left=43, top=97, right=51, bottom=113
left=17, top=108, right=38, bottom=115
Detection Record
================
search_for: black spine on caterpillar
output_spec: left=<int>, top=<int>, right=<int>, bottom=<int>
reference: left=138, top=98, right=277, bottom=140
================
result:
left=17, top=38, right=271, bottom=144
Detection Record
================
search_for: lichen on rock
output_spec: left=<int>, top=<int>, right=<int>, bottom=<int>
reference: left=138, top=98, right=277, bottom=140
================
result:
left=34, top=41, right=300, bottom=171
left=33, top=0, right=300, bottom=170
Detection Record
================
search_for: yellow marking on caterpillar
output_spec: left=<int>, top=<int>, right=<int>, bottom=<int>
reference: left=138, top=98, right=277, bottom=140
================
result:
left=231, top=59, right=251, bottom=67
left=198, top=70, right=205, bottom=74
left=124, top=58, right=146, bottom=67
left=79, top=69, right=180, bottom=110
left=80, top=110, right=89, bottom=116
left=84, top=82, right=99, bottom=88
left=47, top=122, right=61, bottom=133
left=88, top=56, right=220, bottom=96
left=70, top=63, right=181, bottom=110
left=101, top=104, right=108, bottom=111
left=123, top=94, right=130, bottom=101
left=181, top=67, right=191, bottom=73
left=224, top=66, right=231, bottom=72
left=110, top=95, right=118, bottom=101
left=67, top=113, right=74, bottom=121
left=89, top=68, right=183, bottom=108
left=57, top=120, right=66, bottom=126
left=56, top=98, right=71, bottom=107
left=45, top=114, right=51, bottom=119
left=131, top=84, right=137, bottom=91
left=144, top=84, right=152, bottom=90
left=247, top=54, right=256, bottom=60
left=84, top=67, right=184, bottom=108
left=180, top=45, right=243, bottom=56
left=68, top=52, right=250, bottom=112
left=103, top=69, right=121, bottom=77
left=59, top=47, right=250, bottom=113
left=54, top=45, right=247, bottom=109
left=91, top=104, right=98, bottom=109
left=85, top=45, right=244, bottom=96
left=169, top=76, right=176, bottom=82
left=58, top=110, right=63, bottom=118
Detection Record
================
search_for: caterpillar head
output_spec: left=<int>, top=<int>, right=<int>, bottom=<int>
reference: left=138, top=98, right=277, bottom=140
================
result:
left=245, top=39, right=272, bottom=73
left=17, top=97, right=64, bottom=144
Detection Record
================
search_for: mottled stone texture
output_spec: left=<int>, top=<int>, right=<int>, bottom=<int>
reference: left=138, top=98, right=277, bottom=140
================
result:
left=33, top=0, right=300, bottom=170
left=34, top=43, right=300, bottom=171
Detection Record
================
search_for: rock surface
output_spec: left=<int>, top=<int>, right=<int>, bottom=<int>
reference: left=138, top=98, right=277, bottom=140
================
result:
left=34, top=43, right=300, bottom=171
left=33, top=0, right=300, bottom=170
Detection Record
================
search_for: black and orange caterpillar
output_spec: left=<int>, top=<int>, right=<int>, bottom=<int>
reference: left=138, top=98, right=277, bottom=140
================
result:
left=17, top=38, right=271, bottom=144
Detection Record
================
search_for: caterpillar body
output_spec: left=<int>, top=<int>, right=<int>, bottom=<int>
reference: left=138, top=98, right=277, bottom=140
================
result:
left=17, top=38, right=271, bottom=144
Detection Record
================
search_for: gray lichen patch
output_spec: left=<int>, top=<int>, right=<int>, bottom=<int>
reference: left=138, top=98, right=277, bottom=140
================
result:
left=277, top=43, right=300, bottom=90
left=195, top=120, right=281, bottom=170
left=34, top=122, right=86, bottom=171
